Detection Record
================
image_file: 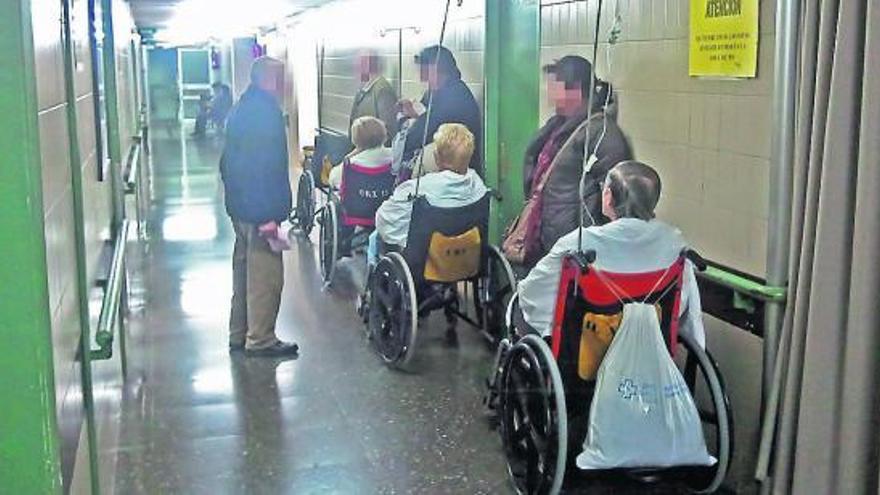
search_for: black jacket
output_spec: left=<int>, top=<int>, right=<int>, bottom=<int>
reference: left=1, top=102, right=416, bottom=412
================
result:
left=220, top=86, right=291, bottom=224
left=403, top=79, right=483, bottom=175
left=523, top=105, right=632, bottom=256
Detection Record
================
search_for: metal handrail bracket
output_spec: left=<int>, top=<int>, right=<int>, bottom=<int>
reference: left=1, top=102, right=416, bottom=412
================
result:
left=124, top=138, right=142, bottom=192
left=90, top=219, right=130, bottom=360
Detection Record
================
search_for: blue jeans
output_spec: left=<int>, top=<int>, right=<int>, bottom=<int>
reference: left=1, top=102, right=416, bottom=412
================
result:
left=367, top=231, right=380, bottom=268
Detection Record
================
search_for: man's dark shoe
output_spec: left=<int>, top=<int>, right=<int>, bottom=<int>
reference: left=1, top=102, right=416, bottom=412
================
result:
left=244, top=341, right=299, bottom=358
left=229, top=342, right=245, bottom=354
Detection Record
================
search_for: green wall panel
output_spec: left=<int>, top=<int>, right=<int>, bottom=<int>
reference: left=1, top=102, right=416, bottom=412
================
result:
left=0, top=0, right=64, bottom=492
left=484, top=0, right=540, bottom=241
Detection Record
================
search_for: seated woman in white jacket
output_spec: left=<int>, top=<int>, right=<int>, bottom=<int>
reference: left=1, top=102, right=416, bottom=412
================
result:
left=516, top=160, right=707, bottom=349
left=368, top=123, right=487, bottom=266
left=328, top=116, right=393, bottom=190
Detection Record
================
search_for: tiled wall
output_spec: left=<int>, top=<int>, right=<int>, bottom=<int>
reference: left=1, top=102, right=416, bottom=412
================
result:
left=113, top=0, right=141, bottom=149
left=32, top=0, right=87, bottom=488
left=31, top=0, right=135, bottom=489
left=540, top=0, right=775, bottom=276
left=540, top=1, right=775, bottom=491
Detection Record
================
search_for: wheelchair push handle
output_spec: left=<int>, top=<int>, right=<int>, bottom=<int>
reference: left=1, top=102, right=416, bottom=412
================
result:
left=684, top=249, right=708, bottom=272
left=571, top=249, right=598, bottom=273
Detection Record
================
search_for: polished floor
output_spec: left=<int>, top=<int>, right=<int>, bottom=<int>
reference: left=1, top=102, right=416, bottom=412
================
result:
left=110, top=125, right=512, bottom=494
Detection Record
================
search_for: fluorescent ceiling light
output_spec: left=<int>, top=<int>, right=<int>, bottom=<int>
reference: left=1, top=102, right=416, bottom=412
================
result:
left=154, top=0, right=295, bottom=45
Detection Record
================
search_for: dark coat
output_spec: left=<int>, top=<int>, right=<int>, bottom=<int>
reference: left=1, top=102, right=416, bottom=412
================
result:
left=403, top=79, right=483, bottom=175
left=350, top=76, right=398, bottom=144
left=523, top=106, right=632, bottom=255
left=220, top=86, right=292, bottom=224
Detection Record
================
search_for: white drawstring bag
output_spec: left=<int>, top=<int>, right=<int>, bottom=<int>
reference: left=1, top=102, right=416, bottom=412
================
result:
left=576, top=303, right=715, bottom=470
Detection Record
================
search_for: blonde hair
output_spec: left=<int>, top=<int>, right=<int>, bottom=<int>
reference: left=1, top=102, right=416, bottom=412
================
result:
left=350, top=116, right=387, bottom=150
left=432, top=123, right=474, bottom=174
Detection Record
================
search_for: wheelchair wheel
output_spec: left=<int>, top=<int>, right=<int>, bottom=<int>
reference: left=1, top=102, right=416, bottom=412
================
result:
left=479, top=245, right=518, bottom=344
left=677, top=334, right=733, bottom=493
left=318, top=200, right=338, bottom=284
left=500, top=334, right=567, bottom=495
left=368, top=252, right=418, bottom=369
left=295, top=170, right=316, bottom=236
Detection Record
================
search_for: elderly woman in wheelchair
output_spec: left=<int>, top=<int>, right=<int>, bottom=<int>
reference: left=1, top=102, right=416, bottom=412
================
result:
left=317, top=117, right=395, bottom=284
left=487, top=161, right=733, bottom=494
left=361, top=123, right=517, bottom=369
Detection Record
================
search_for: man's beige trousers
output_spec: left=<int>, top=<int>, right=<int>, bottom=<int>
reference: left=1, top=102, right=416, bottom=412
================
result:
left=229, top=221, right=283, bottom=350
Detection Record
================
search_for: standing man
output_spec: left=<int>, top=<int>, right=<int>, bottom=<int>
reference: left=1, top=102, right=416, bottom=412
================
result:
left=220, top=57, right=298, bottom=357
left=350, top=50, right=398, bottom=144
left=399, top=45, right=483, bottom=176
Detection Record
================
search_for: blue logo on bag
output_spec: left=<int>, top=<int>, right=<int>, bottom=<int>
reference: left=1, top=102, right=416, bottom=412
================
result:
left=618, top=377, right=687, bottom=403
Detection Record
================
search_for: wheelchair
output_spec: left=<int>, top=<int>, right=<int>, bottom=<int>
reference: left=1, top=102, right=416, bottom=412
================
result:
left=365, top=193, right=518, bottom=370
left=486, top=250, right=733, bottom=494
left=292, top=128, right=353, bottom=236
left=317, top=160, right=395, bottom=284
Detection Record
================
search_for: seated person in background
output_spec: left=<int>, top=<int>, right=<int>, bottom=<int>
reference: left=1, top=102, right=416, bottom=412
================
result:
left=194, top=82, right=234, bottom=137
left=368, top=123, right=487, bottom=267
left=328, top=116, right=393, bottom=190
left=210, top=83, right=233, bottom=128
left=516, top=161, right=706, bottom=349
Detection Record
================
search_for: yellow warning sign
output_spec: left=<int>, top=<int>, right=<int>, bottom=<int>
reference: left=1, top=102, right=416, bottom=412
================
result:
left=689, top=0, right=760, bottom=78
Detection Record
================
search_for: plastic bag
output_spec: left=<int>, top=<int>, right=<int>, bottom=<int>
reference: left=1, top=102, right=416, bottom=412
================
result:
left=265, top=221, right=293, bottom=253
left=577, top=303, right=715, bottom=470
left=391, top=119, right=413, bottom=175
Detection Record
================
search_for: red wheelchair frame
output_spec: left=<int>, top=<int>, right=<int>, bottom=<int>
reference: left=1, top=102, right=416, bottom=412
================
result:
left=488, top=249, right=732, bottom=495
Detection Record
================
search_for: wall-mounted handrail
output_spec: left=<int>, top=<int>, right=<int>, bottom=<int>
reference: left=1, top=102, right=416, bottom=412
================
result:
left=697, top=265, right=787, bottom=304
left=90, top=219, right=130, bottom=361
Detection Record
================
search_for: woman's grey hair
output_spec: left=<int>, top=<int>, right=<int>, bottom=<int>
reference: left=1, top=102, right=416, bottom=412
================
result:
left=350, top=116, right=387, bottom=150
left=605, top=160, right=662, bottom=220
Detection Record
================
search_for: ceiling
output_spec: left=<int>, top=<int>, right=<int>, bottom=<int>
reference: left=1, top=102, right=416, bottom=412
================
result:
left=128, top=0, right=333, bottom=30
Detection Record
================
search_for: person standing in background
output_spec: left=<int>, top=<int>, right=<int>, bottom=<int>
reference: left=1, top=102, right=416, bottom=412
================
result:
left=220, top=57, right=298, bottom=358
left=398, top=45, right=483, bottom=176
left=350, top=50, right=398, bottom=145
left=521, top=56, right=632, bottom=266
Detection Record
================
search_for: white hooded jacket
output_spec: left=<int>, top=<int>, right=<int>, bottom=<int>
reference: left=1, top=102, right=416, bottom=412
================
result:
left=375, top=168, right=488, bottom=249
left=518, top=218, right=706, bottom=348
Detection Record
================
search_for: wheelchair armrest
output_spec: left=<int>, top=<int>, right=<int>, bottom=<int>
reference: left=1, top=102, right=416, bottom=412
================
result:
left=684, top=249, right=708, bottom=272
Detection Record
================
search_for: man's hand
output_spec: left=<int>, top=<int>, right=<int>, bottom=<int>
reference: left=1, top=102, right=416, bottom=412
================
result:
left=258, top=222, right=279, bottom=238
left=398, top=99, right=419, bottom=119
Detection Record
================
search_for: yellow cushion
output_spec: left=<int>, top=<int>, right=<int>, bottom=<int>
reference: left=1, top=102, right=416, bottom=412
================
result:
left=579, top=304, right=663, bottom=380
left=423, top=227, right=481, bottom=283
left=320, top=156, right=333, bottom=186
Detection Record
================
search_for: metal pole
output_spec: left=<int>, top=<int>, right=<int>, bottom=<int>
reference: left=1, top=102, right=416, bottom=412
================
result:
left=756, top=0, right=801, bottom=488
left=398, top=30, right=404, bottom=98
left=764, top=0, right=799, bottom=405
left=62, top=0, right=102, bottom=491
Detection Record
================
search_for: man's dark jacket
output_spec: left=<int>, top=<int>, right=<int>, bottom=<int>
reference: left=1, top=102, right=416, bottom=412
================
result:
left=403, top=78, right=483, bottom=175
left=220, top=86, right=291, bottom=225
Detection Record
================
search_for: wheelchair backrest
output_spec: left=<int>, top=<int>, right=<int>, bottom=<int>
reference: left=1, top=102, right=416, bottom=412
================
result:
left=551, top=252, right=687, bottom=395
left=339, top=161, right=395, bottom=227
left=403, top=194, right=490, bottom=284
left=310, top=129, right=354, bottom=178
